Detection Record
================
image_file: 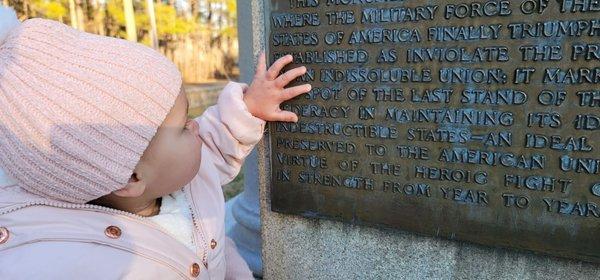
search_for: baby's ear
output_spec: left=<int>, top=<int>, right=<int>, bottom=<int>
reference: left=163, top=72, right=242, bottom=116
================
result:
left=113, top=173, right=146, bottom=198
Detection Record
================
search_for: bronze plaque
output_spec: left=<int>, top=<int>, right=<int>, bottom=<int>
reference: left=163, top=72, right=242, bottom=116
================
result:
left=267, top=0, right=600, bottom=262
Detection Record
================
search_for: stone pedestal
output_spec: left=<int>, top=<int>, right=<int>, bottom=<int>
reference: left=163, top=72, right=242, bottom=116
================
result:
left=224, top=0, right=265, bottom=277
left=260, top=210, right=600, bottom=279
left=245, top=0, right=600, bottom=279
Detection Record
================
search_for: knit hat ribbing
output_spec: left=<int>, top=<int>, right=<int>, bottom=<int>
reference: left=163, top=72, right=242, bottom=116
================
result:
left=0, top=8, right=181, bottom=203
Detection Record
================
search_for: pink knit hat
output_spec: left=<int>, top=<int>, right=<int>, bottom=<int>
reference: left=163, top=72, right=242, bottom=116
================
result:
left=0, top=6, right=182, bottom=203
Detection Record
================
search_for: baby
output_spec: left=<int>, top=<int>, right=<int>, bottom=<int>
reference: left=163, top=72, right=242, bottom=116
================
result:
left=0, top=6, right=309, bottom=280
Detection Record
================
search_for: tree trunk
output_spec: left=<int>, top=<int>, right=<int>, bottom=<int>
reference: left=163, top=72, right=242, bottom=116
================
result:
left=190, top=0, right=199, bottom=20
left=207, top=0, right=213, bottom=23
left=75, top=0, right=86, bottom=31
left=146, top=0, right=158, bottom=49
left=217, top=4, right=222, bottom=31
left=123, top=0, right=137, bottom=42
left=90, top=0, right=106, bottom=35
left=68, top=0, right=78, bottom=29
left=22, top=0, right=29, bottom=18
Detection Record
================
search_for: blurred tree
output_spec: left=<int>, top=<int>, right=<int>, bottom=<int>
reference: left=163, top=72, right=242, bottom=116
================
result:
left=123, top=0, right=136, bottom=41
left=5, top=0, right=239, bottom=82
left=220, top=0, right=236, bottom=38
left=22, top=0, right=29, bottom=17
left=30, top=0, right=68, bottom=22
left=146, top=0, right=157, bottom=49
left=75, top=0, right=85, bottom=29
left=154, top=2, right=195, bottom=38
left=190, top=0, right=199, bottom=19
left=90, top=0, right=106, bottom=35
left=68, top=0, right=77, bottom=27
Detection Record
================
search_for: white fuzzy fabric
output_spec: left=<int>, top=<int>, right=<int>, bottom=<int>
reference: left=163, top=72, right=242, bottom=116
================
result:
left=0, top=5, right=20, bottom=46
left=149, top=190, right=195, bottom=250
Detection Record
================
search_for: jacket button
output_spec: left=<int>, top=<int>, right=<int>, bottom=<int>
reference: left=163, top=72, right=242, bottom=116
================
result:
left=210, top=239, right=217, bottom=249
left=0, top=227, right=9, bottom=244
left=104, top=226, right=122, bottom=239
left=190, top=263, right=201, bottom=277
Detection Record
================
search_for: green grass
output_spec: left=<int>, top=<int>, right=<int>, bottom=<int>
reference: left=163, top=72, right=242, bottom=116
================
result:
left=223, top=167, right=245, bottom=201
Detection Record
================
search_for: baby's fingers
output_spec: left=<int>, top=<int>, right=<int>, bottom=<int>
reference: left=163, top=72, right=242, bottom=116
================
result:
left=255, top=52, right=267, bottom=77
left=267, top=55, right=293, bottom=80
left=273, top=110, right=299, bottom=123
left=276, top=66, right=307, bottom=88
left=282, top=84, right=312, bottom=101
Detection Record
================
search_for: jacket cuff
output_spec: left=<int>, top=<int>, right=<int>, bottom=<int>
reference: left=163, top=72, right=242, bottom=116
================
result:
left=217, top=82, right=266, bottom=145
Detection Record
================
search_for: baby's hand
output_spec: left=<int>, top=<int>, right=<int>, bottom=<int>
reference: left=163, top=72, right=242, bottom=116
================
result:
left=243, top=53, right=311, bottom=122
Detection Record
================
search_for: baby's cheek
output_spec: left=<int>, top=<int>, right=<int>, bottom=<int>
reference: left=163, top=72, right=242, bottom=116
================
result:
left=192, top=140, right=202, bottom=169
left=188, top=130, right=202, bottom=152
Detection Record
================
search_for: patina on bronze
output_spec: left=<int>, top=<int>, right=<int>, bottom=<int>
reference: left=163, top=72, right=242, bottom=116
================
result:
left=268, top=0, right=600, bottom=263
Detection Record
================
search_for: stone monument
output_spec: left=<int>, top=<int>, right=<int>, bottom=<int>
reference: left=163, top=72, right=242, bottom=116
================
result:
left=240, top=0, right=600, bottom=278
left=223, top=1, right=266, bottom=277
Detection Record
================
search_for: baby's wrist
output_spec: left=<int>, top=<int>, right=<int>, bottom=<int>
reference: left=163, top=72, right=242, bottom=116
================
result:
left=242, top=90, right=262, bottom=120
left=242, top=94, right=255, bottom=117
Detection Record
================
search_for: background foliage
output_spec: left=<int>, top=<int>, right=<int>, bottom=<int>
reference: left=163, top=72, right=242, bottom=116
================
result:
left=5, top=0, right=239, bottom=82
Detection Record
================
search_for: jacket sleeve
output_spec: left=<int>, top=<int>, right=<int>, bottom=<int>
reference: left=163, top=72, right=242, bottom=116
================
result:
left=224, top=237, right=254, bottom=280
left=194, top=82, right=266, bottom=185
